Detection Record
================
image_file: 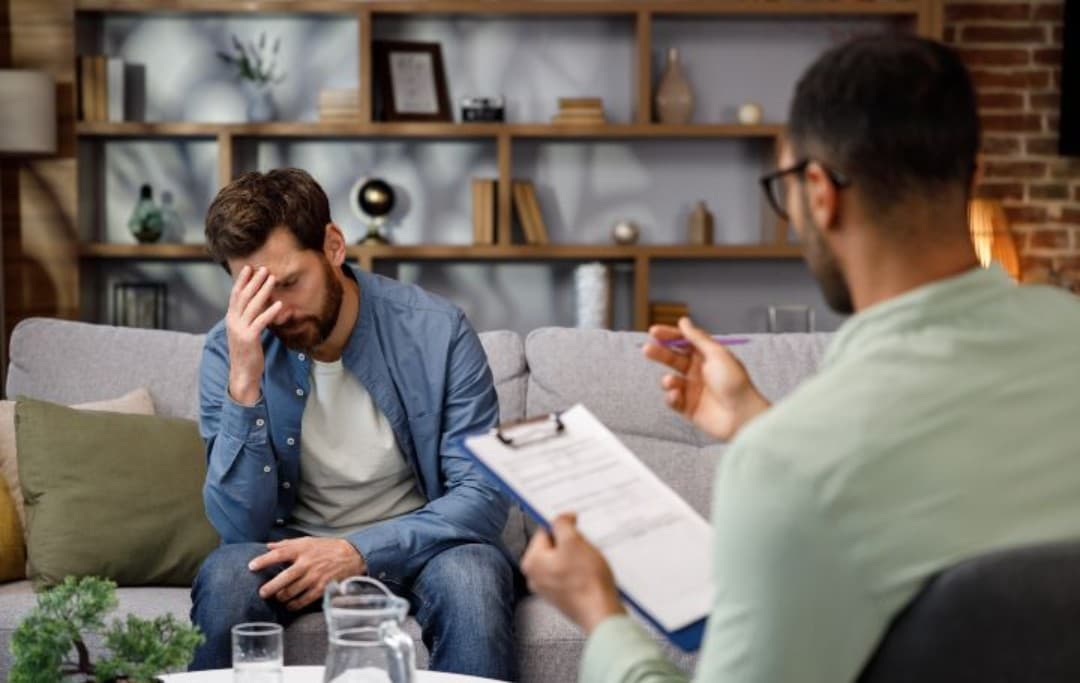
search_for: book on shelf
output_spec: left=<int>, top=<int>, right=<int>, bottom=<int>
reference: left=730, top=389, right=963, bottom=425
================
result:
left=552, top=96, right=607, bottom=125
left=78, top=55, right=125, bottom=122
left=552, top=113, right=607, bottom=125
left=94, top=56, right=107, bottom=121
left=77, top=56, right=93, bottom=121
left=558, top=97, right=604, bottom=110
left=649, top=301, right=690, bottom=327
left=107, top=57, right=125, bottom=122
left=511, top=180, right=550, bottom=246
left=471, top=178, right=497, bottom=246
left=318, top=88, right=362, bottom=122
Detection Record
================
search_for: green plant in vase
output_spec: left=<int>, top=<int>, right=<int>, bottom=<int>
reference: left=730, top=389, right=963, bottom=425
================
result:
left=9, top=576, right=204, bottom=683
left=218, top=32, right=285, bottom=122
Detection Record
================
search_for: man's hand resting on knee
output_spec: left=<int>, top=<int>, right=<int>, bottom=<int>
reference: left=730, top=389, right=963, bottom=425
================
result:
left=249, top=537, right=367, bottom=611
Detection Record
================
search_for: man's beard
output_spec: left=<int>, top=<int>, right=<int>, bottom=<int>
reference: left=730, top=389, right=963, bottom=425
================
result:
left=270, top=259, right=344, bottom=351
left=798, top=189, right=854, bottom=315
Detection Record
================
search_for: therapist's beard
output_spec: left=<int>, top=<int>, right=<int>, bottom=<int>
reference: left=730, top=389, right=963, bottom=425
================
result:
left=798, top=191, right=854, bottom=315
left=270, top=260, right=345, bottom=351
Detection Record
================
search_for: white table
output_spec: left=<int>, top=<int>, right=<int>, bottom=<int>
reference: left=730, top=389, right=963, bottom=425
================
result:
left=162, top=666, right=504, bottom=683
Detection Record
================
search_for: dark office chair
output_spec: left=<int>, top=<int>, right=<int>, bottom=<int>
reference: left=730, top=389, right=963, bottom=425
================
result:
left=858, top=541, right=1080, bottom=683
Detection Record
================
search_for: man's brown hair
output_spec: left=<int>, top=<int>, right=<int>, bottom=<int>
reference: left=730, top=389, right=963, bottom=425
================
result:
left=205, top=168, right=331, bottom=270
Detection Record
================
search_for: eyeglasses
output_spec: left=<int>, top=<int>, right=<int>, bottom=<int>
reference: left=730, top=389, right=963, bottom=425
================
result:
left=759, top=159, right=852, bottom=222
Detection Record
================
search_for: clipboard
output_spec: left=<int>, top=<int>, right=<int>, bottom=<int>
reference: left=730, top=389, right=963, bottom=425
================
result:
left=460, top=404, right=712, bottom=652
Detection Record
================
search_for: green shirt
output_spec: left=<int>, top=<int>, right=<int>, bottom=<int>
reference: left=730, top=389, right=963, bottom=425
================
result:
left=582, top=266, right=1080, bottom=683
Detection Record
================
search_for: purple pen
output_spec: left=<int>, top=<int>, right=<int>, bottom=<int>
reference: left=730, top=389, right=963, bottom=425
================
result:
left=657, top=336, right=751, bottom=350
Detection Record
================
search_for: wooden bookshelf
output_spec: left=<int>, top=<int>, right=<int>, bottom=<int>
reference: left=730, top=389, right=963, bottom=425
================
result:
left=74, top=0, right=935, bottom=330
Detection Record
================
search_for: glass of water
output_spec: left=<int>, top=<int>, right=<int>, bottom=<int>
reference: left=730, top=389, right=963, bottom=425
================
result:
left=232, top=622, right=283, bottom=683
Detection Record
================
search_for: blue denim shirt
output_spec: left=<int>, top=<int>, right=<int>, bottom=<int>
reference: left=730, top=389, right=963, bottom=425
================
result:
left=197, top=265, right=510, bottom=584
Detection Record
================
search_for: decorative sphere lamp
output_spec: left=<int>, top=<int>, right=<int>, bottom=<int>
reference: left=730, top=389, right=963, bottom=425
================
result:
left=351, top=177, right=396, bottom=245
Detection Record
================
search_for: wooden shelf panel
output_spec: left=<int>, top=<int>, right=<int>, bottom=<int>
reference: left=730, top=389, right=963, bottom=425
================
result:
left=79, top=243, right=212, bottom=260
left=76, top=121, right=504, bottom=139
left=510, top=123, right=782, bottom=139
left=79, top=243, right=802, bottom=261
left=77, top=121, right=783, bottom=140
left=77, top=0, right=922, bottom=17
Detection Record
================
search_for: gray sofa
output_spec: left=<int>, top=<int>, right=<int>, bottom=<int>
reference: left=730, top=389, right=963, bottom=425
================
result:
left=1, top=317, right=830, bottom=681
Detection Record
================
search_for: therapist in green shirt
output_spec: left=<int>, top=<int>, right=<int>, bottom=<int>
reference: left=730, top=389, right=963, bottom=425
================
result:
left=521, top=34, right=1080, bottom=683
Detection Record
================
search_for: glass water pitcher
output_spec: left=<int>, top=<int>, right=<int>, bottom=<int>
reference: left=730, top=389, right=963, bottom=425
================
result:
left=323, top=576, right=415, bottom=683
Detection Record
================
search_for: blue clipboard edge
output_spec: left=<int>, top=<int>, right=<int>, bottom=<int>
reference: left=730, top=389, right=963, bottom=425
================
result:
left=455, top=433, right=708, bottom=653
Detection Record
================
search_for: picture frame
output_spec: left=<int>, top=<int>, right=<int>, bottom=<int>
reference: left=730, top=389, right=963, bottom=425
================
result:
left=373, top=40, right=452, bottom=122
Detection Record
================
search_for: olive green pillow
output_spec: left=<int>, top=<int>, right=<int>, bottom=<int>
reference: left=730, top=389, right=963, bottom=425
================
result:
left=15, top=398, right=219, bottom=588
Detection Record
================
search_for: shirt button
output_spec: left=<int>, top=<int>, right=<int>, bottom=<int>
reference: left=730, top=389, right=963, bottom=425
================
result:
left=276, top=518, right=285, bottom=526
left=286, top=437, right=296, bottom=446
left=298, top=353, right=306, bottom=361
left=263, top=465, right=272, bottom=473
left=255, top=418, right=265, bottom=427
left=282, top=481, right=291, bottom=489
left=295, top=388, right=304, bottom=397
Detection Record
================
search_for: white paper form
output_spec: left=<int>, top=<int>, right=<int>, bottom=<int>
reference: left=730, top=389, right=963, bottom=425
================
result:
left=465, top=404, right=714, bottom=633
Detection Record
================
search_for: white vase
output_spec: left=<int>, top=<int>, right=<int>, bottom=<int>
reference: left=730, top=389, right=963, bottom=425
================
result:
left=242, top=81, right=276, bottom=122
left=574, top=262, right=611, bottom=329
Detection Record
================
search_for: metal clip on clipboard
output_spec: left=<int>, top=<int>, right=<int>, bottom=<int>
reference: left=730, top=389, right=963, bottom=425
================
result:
left=495, top=412, right=565, bottom=448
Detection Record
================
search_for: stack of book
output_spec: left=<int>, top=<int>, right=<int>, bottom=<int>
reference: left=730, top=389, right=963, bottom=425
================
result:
left=649, top=301, right=690, bottom=328
left=318, top=89, right=362, bottom=122
left=512, top=180, right=550, bottom=245
left=78, top=55, right=125, bottom=122
left=551, top=97, right=606, bottom=125
left=472, top=178, right=497, bottom=245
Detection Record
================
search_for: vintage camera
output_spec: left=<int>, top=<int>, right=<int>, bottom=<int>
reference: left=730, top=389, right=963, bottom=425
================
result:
left=461, top=95, right=505, bottom=122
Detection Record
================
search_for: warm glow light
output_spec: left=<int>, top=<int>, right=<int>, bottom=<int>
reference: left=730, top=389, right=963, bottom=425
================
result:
left=969, top=198, right=1021, bottom=282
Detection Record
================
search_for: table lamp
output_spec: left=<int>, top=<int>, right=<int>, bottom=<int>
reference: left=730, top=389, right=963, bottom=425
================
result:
left=969, top=198, right=1021, bottom=282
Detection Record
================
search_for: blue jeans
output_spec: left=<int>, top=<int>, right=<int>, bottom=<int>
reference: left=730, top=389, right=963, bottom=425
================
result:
left=190, top=541, right=519, bottom=680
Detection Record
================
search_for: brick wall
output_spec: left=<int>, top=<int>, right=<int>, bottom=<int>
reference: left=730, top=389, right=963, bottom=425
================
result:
left=944, top=0, right=1080, bottom=291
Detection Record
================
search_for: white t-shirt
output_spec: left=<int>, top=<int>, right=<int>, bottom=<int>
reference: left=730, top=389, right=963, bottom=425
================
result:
left=290, top=358, right=427, bottom=537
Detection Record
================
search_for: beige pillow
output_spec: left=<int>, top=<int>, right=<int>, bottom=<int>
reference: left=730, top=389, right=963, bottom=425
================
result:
left=0, top=387, right=155, bottom=543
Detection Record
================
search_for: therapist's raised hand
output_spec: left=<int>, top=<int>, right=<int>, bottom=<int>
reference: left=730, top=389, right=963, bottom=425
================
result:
left=643, top=317, right=770, bottom=441
left=521, top=514, right=625, bottom=634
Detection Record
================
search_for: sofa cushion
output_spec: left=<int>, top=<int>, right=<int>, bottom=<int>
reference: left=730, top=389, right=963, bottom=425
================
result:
left=15, top=399, right=218, bottom=587
left=478, top=330, right=529, bottom=558
left=7, top=319, right=204, bottom=421
left=525, top=329, right=830, bottom=442
left=0, top=387, right=155, bottom=545
left=515, top=596, right=697, bottom=682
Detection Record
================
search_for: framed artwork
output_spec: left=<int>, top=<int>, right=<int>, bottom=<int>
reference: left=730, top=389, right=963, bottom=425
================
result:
left=112, top=282, right=167, bottom=329
left=374, top=40, right=452, bottom=122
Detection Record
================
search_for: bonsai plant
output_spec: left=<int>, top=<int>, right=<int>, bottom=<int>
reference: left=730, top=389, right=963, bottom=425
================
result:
left=9, top=576, right=204, bottom=683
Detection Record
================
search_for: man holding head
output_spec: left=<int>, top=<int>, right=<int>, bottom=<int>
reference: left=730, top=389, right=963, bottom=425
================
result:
left=522, top=35, right=1080, bottom=683
left=189, top=168, right=517, bottom=679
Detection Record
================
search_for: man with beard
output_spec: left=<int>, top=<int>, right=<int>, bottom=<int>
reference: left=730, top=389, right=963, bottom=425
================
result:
left=189, top=168, right=517, bottom=679
left=519, top=35, right=1080, bottom=683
